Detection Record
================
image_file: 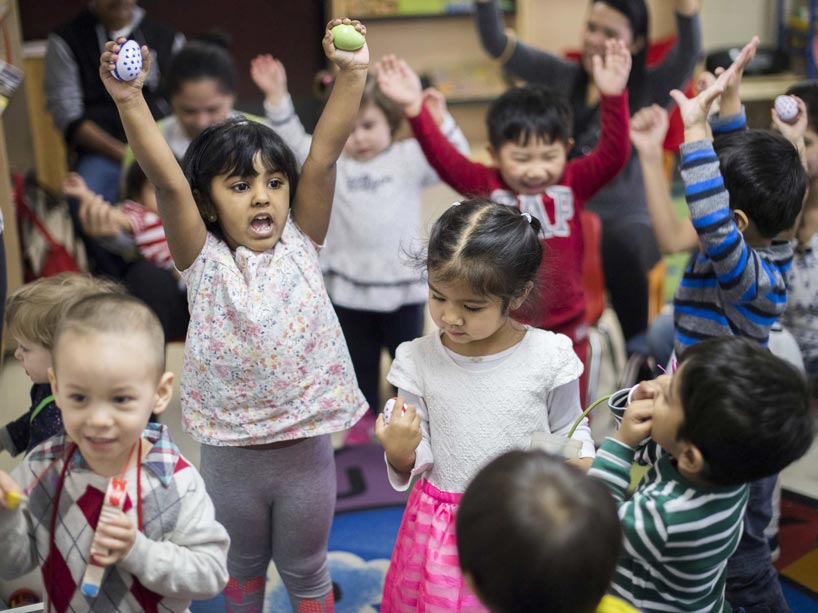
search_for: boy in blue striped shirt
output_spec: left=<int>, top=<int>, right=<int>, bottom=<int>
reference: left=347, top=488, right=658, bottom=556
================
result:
left=590, top=336, right=814, bottom=612
left=666, top=37, right=810, bottom=613
left=670, top=38, right=808, bottom=357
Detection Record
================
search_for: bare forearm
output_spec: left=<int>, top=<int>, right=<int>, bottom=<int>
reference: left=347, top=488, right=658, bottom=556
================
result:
left=74, top=121, right=126, bottom=162
left=116, top=96, right=187, bottom=195
left=674, top=0, right=700, bottom=17
left=310, top=66, right=367, bottom=164
left=640, top=150, right=697, bottom=253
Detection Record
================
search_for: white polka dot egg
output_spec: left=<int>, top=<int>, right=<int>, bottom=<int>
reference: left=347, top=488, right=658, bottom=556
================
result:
left=775, top=95, right=799, bottom=123
left=113, top=39, right=143, bottom=81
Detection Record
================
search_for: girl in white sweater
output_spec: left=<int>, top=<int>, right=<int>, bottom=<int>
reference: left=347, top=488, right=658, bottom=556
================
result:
left=375, top=198, right=594, bottom=611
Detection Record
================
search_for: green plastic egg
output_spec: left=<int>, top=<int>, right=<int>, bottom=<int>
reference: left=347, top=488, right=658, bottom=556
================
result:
left=331, top=24, right=365, bottom=51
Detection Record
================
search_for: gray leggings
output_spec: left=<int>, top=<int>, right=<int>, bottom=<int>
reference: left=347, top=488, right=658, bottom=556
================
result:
left=200, top=436, right=336, bottom=603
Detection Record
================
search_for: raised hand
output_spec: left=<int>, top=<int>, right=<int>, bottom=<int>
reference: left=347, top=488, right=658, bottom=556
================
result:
left=422, top=87, right=449, bottom=126
left=630, top=104, right=670, bottom=156
left=250, top=54, right=289, bottom=107
left=99, top=38, right=151, bottom=105
left=592, top=38, right=632, bottom=97
left=324, top=19, right=369, bottom=73
left=772, top=95, right=808, bottom=146
left=376, top=55, right=424, bottom=116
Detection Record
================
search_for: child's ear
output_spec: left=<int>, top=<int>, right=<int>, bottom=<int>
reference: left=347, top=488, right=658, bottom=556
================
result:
left=152, top=371, right=175, bottom=417
left=677, top=442, right=706, bottom=476
left=630, top=35, right=646, bottom=56
left=733, top=209, right=749, bottom=232
left=564, top=138, right=575, bottom=156
left=192, top=189, right=218, bottom=222
left=486, top=144, right=501, bottom=167
left=509, top=281, right=534, bottom=311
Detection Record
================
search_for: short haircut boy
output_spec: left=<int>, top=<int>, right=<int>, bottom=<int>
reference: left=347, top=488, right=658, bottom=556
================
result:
left=676, top=336, right=814, bottom=485
left=53, top=292, right=166, bottom=376
left=714, top=129, right=807, bottom=238
left=5, top=272, right=122, bottom=348
left=487, top=85, right=574, bottom=149
left=457, top=450, right=621, bottom=613
left=590, top=336, right=815, bottom=612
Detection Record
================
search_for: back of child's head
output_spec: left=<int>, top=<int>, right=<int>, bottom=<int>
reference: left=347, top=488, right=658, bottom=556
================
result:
left=677, top=336, right=815, bottom=486
left=182, top=118, right=300, bottom=228
left=164, top=36, right=238, bottom=98
left=786, top=80, right=818, bottom=133
left=713, top=129, right=807, bottom=238
left=487, top=85, right=573, bottom=150
left=426, top=199, right=543, bottom=311
left=53, top=293, right=166, bottom=377
left=5, top=273, right=122, bottom=349
left=122, top=160, right=149, bottom=202
left=457, top=450, right=622, bottom=613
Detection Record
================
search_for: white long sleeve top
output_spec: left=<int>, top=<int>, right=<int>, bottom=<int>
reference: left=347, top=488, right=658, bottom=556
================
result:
left=266, top=95, right=470, bottom=311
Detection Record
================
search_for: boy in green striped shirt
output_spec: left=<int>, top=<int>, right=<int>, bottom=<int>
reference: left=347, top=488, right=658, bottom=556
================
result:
left=590, top=336, right=814, bottom=612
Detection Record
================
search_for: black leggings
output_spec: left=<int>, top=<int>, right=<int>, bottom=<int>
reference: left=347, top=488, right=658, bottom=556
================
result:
left=599, top=219, right=661, bottom=343
left=333, top=303, right=425, bottom=414
left=124, top=260, right=189, bottom=342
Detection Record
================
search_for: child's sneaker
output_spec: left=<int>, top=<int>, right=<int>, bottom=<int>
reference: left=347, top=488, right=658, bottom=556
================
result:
left=344, top=410, right=376, bottom=446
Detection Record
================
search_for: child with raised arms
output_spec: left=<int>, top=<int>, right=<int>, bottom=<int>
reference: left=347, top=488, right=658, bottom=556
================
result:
left=0, top=293, right=229, bottom=610
left=100, top=19, right=369, bottom=612
left=376, top=40, right=632, bottom=405
left=375, top=198, right=594, bottom=610
left=249, top=53, right=469, bottom=443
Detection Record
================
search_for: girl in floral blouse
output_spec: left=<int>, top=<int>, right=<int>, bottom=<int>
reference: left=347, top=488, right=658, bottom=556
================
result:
left=100, top=19, right=369, bottom=612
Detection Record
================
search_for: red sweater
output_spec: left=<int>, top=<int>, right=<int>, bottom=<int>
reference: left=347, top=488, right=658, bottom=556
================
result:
left=409, top=93, right=630, bottom=335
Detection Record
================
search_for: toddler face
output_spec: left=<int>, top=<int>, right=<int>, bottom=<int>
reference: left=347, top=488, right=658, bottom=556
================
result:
left=428, top=275, right=512, bottom=355
left=344, top=103, right=393, bottom=162
left=491, top=136, right=569, bottom=195
left=13, top=336, right=52, bottom=384
left=49, top=330, right=172, bottom=477
left=642, top=369, right=686, bottom=457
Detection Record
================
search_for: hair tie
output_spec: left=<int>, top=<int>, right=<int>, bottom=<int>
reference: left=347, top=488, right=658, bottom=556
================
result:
left=521, top=212, right=532, bottom=223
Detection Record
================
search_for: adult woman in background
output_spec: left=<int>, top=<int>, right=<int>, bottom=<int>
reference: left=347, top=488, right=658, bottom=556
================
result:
left=474, top=0, right=701, bottom=346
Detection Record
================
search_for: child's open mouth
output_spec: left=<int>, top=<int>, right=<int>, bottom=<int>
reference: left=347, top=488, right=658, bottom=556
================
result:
left=249, top=214, right=274, bottom=238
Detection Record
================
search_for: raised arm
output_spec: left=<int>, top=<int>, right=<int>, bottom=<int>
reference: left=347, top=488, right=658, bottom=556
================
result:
left=473, top=0, right=580, bottom=91
left=292, top=19, right=368, bottom=244
left=630, top=104, right=696, bottom=253
left=377, top=55, right=493, bottom=197
left=100, top=39, right=205, bottom=270
left=569, top=39, right=632, bottom=203
left=646, top=1, right=703, bottom=108
left=252, top=54, right=313, bottom=166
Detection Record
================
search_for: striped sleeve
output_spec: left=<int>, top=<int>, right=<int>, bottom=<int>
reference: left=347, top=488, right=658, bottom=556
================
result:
left=589, top=437, right=636, bottom=502
left=679, top=140, right=763, bottom=304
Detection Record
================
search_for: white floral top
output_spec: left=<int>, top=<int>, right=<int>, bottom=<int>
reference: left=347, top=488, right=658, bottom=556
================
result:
left=179, top=217, right=368, bottom=446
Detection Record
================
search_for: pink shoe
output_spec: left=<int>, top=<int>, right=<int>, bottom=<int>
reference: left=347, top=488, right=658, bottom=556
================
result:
left=344, top=411, right=376, bottom=446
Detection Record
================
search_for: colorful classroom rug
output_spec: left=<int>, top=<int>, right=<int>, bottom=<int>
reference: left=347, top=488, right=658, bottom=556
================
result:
left=191, top=443, right=818, bottom=612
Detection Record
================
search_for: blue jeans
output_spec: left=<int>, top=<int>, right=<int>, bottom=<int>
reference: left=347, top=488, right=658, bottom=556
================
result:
left=726, top=474, right=790, bottom=613
left=74, top=153, right=122, bottom=204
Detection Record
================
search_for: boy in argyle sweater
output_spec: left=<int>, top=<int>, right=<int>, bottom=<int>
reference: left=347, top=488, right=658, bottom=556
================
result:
left=0, top=293, right=228, bottom=612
